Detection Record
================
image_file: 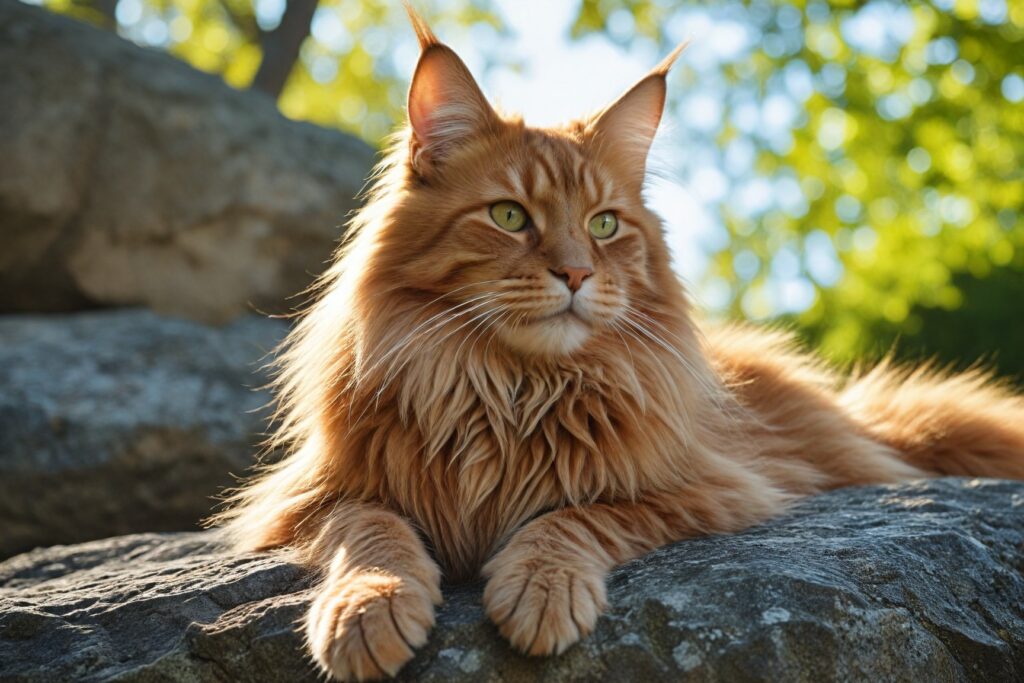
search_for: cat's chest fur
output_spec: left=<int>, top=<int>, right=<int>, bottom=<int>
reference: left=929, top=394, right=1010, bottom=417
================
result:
left=365, top=352, right=668, bottom=580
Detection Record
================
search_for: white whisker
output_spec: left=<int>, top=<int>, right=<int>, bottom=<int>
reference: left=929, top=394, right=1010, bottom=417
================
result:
left=357, top=292, right=499, bottom=385
left=620, top=314, right=723, bottom=401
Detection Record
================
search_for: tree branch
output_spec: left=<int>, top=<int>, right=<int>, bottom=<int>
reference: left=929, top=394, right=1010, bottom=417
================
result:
left=250, top=0, right=319, bottom=99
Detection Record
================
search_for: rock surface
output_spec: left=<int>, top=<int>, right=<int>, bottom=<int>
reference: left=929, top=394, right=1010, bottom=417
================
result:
left=0, top=2, right=374, bottom=322
left=0, top=309, right=286, bottom=559
left=2, top=478, right=1022, bottom=682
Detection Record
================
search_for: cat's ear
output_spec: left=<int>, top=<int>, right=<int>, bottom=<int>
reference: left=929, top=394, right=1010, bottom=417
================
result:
left=587, top=42, right=689, bottom=182
left=405, top=4, right=498, bottom=174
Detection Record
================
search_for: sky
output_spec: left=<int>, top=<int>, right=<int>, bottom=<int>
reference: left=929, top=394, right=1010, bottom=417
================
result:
left=29, top=0, right=859, bottom=315
left=453, top=0, right=1017, bottom=317
left=448, top=0, right=1001, bottom=317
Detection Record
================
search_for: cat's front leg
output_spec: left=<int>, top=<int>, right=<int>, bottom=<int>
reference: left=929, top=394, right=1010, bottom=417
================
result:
left=305, top=502, right=442, bottom=681
left=482, top=487, right=778, bottom=656
left=482, top=499, right=676, bottom=656
left=482, top=513, right=610, bottom=656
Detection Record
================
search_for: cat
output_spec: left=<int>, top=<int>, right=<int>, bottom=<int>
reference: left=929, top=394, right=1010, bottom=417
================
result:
left=213, top=7, right=1024, bottom=681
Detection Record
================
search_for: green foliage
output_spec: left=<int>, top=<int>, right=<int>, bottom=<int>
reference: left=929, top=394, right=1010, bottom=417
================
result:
left=807, top=264, right=1024, bottom=382
left=43, top=0, right=502, bottom=142
left=576, top=0, right=1024, bottom=379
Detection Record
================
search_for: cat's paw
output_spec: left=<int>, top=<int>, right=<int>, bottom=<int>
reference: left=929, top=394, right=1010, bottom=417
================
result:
left=306, top=571, right=439, bottom=681
left=483, top=552, right=607, bottom=656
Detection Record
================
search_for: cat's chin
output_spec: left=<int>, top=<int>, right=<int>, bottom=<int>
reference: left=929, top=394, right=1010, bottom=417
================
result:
left=497, top=314, right=592, bottom=356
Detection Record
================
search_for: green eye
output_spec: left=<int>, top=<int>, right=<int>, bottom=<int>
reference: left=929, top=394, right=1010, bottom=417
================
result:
left=489, top=201, right=528, bottom=232
left=588, top=211, right=618, bottom=239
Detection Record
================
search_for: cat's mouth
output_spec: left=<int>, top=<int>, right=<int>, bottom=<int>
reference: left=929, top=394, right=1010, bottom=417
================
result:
left=495, top=299, right=595, bottom=355
left=525, top=305, right=585, bottom=326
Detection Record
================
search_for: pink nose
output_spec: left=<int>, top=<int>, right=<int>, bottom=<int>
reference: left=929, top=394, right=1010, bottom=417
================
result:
left=550, top=266, right=594, bottom=293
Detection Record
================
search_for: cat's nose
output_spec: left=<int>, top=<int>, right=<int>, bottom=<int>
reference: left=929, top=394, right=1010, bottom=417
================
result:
left=550, top=265, right=594, bottom=293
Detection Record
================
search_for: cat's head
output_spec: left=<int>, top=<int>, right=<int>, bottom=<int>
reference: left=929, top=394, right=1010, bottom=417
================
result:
left=356, top=10, right=687, bottom=359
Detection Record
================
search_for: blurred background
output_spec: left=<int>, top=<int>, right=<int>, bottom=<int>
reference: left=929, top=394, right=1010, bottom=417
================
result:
left=1, top=0, right=1021, bottom=558
left=31, top=0, right=1024, bottom=379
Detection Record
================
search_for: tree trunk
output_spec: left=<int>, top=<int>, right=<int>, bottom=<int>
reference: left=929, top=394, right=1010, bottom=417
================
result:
left=92, top=0, right=118, bottom=29
left=250, top=0, right=319, bottom=99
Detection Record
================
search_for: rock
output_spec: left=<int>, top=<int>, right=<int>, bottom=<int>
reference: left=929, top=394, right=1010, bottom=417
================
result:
left=2, top=479, right=1023, bottom=681
left=0, top=309, right=286, bottom=559
left=0, top=2, right=374, bottom=323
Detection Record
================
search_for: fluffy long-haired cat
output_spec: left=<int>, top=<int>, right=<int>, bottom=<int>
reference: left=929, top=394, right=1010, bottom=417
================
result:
left=215, top=8, right=1024, bottom=681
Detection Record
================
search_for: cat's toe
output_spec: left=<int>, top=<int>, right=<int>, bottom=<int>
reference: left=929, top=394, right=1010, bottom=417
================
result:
left=483, top=557, right=607, bottom=656
left=306, top=572, right=436, bottom=681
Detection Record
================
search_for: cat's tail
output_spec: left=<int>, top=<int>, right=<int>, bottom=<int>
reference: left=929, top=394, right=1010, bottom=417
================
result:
left=839, top=360, right=1024, bottom=479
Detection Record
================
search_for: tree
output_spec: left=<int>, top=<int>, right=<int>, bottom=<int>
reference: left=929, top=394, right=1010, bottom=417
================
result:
left=574, top=0, right=1024, bottom=381
left=249, top=0, right=318, bottom=98
left=41, top=0, right=503, bottom=141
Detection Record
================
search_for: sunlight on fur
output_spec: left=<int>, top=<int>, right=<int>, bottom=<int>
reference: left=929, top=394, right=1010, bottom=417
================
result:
left=210, top=6, right=1024, bottom=681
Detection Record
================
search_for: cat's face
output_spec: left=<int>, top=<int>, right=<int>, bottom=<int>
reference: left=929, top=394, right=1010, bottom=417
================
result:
left=394, top=125, right=664, bottom=356
left=372, top=34, right=683, bottom=358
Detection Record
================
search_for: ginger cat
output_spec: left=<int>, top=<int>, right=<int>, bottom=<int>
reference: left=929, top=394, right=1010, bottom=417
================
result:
left=216, top=9, right=1024, bottom=681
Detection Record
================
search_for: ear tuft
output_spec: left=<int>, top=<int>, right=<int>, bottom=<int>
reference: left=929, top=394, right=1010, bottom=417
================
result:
left=650, top=39, right=691, bottom=77
left=403, top=2, right=440, bottom=50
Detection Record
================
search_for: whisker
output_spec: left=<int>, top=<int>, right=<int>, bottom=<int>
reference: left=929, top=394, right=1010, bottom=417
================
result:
left=374, top=297, right=501, bottom=397
left=620, top=314, right=723, bottom=401
left=482, top=309, right=513, bottom=360
left=615, top=320, right=686, bottom=404
left=349, top=293, right=505, bottom=424
left=354, top=279, right=511, bottom=378
left=372, top=278, right=510, bottom=304
left=610, top=320, right=639, bottom=384
left=622, top=304, right=690, bottom=347
left=370, top=293, right=513, bottom=410
left=357, top=293, right=500, bottom=385
left=453, top=304, right=507, bottom=361
left=467, top=307, right=512, bottom=366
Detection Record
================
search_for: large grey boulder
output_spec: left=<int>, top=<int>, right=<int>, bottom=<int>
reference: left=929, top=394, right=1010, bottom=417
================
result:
left=0, top=309, right=286, bottom=559
left=0, top=2, right=374, bottom=322
left=1, top=479, right=1022, bottom=681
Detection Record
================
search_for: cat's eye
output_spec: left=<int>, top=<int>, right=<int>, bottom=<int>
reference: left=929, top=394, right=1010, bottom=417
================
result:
left=588, top=211, right=618, bottom=239
left=489, top=201, right=528, bottom=232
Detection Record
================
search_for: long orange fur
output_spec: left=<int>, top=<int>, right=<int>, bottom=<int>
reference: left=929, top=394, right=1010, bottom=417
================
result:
left=214, top=10, right=1024, bottom=681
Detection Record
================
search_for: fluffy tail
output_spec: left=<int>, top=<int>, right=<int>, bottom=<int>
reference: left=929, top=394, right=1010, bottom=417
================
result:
left=839, top=361, right=1024, bottom=479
